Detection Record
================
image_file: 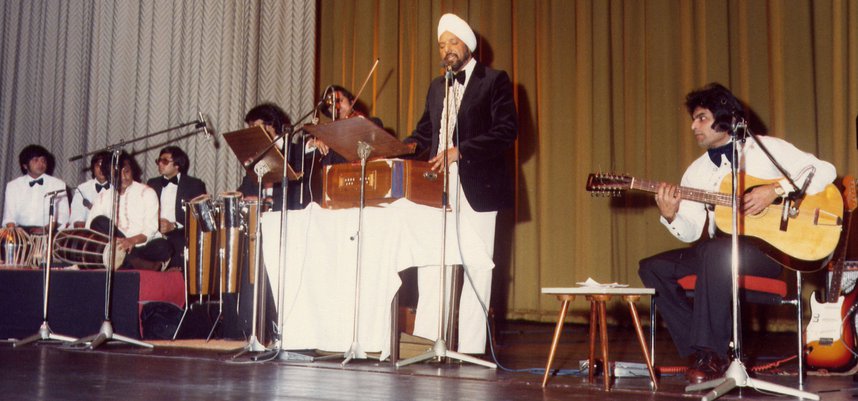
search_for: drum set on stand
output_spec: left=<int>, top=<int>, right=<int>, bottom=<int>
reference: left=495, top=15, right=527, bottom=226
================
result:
left=174, top=191, right=262, bottom=340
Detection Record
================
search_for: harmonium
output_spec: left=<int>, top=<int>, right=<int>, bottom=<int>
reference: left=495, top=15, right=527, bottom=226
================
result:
left=321, top=159, right=443, bottom=209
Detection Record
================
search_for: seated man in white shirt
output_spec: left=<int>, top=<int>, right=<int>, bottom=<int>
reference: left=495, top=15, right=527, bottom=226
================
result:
left=69, top=151, right=111, bottom=228
left=2, top=144, right=70, bottom=234
left=86, top=152, right=171, bottom=270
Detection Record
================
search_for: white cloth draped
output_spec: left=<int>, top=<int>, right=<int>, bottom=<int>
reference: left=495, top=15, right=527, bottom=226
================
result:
left=261, top=199, right=494, bottom=359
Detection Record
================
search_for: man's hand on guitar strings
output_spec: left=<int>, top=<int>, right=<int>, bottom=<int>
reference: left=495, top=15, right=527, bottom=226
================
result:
left=655, top=182, right=681, bottom=223
left=742, top=184, right=780, bottom=216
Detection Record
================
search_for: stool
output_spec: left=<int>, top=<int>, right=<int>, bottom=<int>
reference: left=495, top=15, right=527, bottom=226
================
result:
left=541, top=287, right=657, bottom=391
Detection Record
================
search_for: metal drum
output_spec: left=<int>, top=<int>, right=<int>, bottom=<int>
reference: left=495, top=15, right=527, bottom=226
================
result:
left=0, top=227, right=33, bottom=268
left=53, top=228, right=126, bottom=269
left=218, top=192, right=243, bottom=293
left=189, top=194, right=218, bottom=233
left=243, top=200, right=260, bottom=285
left=186, top=197, right=216, bottom=296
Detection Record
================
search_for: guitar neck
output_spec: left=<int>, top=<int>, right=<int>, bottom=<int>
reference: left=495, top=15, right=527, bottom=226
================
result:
left=630, top=178, right=733, bottom=207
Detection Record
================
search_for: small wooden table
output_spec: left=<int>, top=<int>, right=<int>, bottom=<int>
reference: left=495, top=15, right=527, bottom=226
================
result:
left=541, top=287, right=657, bottom=391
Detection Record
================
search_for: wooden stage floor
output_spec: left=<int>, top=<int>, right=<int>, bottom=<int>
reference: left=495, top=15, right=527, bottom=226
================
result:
left=1, top=321, right=856, bottom=400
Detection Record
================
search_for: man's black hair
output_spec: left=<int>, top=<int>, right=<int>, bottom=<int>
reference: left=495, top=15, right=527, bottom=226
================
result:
left=685, top=83, right=745, bottom=132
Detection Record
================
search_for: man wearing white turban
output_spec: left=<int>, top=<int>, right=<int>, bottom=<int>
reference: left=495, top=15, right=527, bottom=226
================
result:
left=403, top=13, right=518, bottom=355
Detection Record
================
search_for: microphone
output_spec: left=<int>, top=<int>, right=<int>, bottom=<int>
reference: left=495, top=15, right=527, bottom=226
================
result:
left=44, top=189, right=67, bottom=198
left=197, top=111, right=212, bottom=140
left=788, top=168, right=816, bottom=217
left=731, top=118, right=747, bottom=132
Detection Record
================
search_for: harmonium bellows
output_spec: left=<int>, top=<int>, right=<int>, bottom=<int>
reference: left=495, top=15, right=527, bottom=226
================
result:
left=322, top=159, right=443, bottom=209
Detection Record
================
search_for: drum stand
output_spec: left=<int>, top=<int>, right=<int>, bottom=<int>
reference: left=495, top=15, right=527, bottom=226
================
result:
left=14, top=193, right=78, bottom=347
left=71, top=149, right=152, bottom=350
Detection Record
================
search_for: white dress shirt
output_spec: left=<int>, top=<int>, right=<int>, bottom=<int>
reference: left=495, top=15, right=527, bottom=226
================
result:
left=2, top=174, right=70, bottom=228
left=86, top=181, right=161, bottom=246
left=70, top=178, right=110, bottom=226
left=159, top=173, right=180, bottom=224
left=662, top=135, right=837, bottom=242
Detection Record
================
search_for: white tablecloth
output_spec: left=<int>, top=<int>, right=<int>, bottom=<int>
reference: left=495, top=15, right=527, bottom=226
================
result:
left=261, top=200, right=486, bottom=359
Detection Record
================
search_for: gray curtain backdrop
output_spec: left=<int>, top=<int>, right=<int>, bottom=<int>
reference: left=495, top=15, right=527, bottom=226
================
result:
left=0, top=0, right=315, bottom=206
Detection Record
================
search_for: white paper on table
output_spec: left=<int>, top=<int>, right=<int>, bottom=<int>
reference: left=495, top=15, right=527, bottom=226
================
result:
left=575, top=277, right=629, bottom=288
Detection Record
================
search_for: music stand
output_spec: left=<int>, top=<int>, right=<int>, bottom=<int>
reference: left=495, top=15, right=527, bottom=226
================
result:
left=304, top=118, right=411, bottom=365
left=222, top=125, right=304, bottom=358
left=222, top=126, right=302, bottom=184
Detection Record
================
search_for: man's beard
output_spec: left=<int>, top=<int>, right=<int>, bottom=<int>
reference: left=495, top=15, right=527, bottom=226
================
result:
left=444, top=50, right=472, bottom=71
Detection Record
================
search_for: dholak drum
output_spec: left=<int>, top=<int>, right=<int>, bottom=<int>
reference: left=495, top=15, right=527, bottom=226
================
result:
left=0, top=227, right=33, bottom=268
left=186, top=196, right=215, bottom=296
left=219, top=192, right=243, bottom=293
left=53, top=229, right=126, bottom=269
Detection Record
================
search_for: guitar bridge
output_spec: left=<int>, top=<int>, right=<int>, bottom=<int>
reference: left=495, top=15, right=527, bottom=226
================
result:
left=819, top=338, right=834, bottom=346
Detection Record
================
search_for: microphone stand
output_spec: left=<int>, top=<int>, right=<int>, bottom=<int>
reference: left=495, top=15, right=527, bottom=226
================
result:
left=68, top=118, right=209, bottom=349
left=71, top=149, right=153, bottom=349
left=14, top=193, right=78, bottom=347
left=397, top=66, right=496, bottom=369
left=685, top=124, right=818, bottom=400
left=235, top=110, right=317, bottom=362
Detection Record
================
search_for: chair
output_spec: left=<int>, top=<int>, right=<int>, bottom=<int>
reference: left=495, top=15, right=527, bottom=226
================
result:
left=649, top=270, right=803, bottom=383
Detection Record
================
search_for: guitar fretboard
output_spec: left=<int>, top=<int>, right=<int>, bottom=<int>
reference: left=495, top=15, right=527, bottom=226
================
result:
left=630, top=178, right=735, bottom=207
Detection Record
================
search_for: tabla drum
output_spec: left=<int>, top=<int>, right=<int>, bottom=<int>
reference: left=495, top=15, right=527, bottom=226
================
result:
left=190, top=194, right=218, bottom=233
left=0, top=227, right=33, bottom=268
left=53, top=228, right=126, bottom=269
left=29, top=234, right=48, bottom=268
left=186, top=197, right=215, bottom=296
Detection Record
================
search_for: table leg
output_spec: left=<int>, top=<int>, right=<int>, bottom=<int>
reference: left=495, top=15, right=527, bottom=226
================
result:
left=588, top=299, right=597, bottom=384
left=542, top=296, right=573, bottom=387
left=625, top=296, right=658, bottom=390
left=598, top=299, right=610, bottom=391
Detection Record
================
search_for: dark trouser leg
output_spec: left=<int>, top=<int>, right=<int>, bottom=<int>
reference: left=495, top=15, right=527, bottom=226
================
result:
left=90, top=216, right=172, bottom=269
left=690, top=238, right=781, bottom=358
left=639, top=247, right=697, bottom=357
left=164, top=229, right=184, bottom=268
left=640, top=237, right=782, bottom=359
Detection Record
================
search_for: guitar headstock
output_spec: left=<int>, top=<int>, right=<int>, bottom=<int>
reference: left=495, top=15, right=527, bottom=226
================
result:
left=844, top=175, right=857, bottom=212
left=586, top=173, right=632, bottom=197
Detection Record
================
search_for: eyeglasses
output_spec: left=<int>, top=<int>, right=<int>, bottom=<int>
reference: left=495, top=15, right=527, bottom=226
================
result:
left=155, top=158, right=173, bottom=165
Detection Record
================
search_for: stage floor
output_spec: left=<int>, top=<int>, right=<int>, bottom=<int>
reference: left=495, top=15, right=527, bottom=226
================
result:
left=1, top=321, right=856, bottom=400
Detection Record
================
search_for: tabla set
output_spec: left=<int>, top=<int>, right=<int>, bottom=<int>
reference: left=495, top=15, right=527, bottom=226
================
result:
left=185, top=191, right=260, bottom=301
left=1, top=226, right=126, bottom=270
left=0, top=227, right=43, bottom=268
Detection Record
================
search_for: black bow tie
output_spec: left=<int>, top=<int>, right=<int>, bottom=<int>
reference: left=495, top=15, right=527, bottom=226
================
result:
left=29, top=178, right=43, bottom=187
left=448, top=71, right=466, bottom=86
left=95, top=182, right=110, bottom=193
left=162, top=176, right=179, bottom=186
left=707, top=142, right=735, bottom=166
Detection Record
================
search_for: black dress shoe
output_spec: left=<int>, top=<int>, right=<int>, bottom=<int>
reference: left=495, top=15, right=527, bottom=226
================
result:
left=686, top=350, right=729, bottom=383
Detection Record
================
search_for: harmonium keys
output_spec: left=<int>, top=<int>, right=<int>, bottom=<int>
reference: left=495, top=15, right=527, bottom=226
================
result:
left=322, top=159, right=443, bottom=209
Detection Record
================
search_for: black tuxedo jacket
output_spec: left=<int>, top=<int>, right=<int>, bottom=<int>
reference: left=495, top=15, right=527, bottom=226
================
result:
left=146, top=174, right=207, bottom=223
left=404, top=62, right=518, bottom=212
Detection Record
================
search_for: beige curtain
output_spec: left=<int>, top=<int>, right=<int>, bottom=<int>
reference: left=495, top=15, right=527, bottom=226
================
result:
left=318, top=0, right=858, bottom=323
left=0, top=0, right=315, bottom=198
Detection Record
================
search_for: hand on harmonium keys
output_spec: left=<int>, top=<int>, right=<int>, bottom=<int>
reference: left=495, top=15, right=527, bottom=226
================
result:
left=311, top=138, right=330, bottom=155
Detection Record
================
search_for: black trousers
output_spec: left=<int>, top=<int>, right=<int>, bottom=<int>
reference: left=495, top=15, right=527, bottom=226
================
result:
left=90, top=215, right=172, bottom=269
left=638, top=237, right=781, bottom=358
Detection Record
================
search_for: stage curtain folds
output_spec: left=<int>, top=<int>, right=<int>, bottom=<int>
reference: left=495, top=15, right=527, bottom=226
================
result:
left=318, top=0, right=858, bottom=324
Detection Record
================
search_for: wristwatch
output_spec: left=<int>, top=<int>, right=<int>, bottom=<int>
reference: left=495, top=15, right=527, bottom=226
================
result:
left=773, top=184, right=786, bottom=197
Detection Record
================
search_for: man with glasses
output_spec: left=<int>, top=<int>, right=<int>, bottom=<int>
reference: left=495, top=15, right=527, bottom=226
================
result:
left=146, top=146, right=207, bottom=269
